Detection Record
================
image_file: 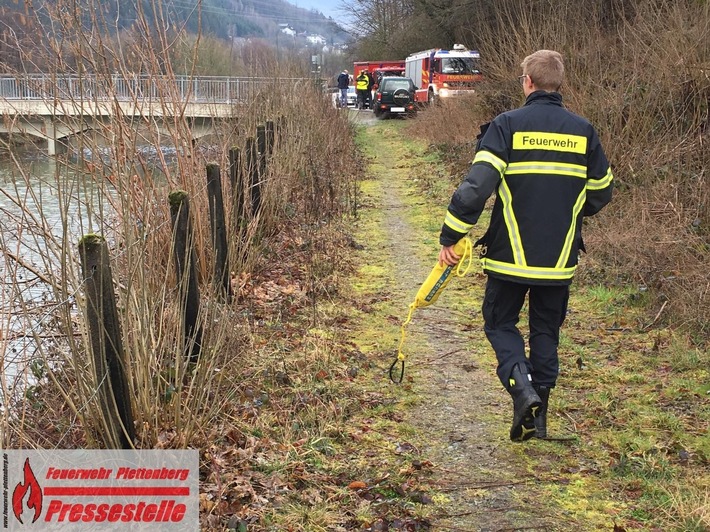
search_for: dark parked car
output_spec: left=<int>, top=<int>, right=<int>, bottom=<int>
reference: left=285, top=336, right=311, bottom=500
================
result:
left=373, top=76, right=416, bottom=118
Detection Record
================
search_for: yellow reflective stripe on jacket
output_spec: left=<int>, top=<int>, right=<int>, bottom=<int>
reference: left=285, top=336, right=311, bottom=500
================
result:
left=481, top=258, right=577, bottom=280
left=587, top=167, right=614, bottom=190
left=498, top=177, right=527, bottom=266
left=555, top=189, right=586, bottom=269
left=444, top=211, right=474, bottom=234
left=506, top=161, right=587, bottom=178
left=473, top=150, right=507, bottom=176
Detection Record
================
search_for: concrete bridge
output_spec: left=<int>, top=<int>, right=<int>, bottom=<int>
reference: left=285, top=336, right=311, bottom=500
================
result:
left=0, top=74, right=318, bottom=155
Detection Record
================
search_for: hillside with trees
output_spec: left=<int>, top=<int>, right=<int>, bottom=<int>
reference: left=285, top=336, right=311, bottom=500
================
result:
left=0, top=0, right=349, bottom=71
left=0, top=0, right=347, bottom=37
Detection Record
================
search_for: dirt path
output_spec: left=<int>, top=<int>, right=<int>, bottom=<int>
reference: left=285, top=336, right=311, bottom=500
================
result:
left=352, top=119, right=574, bottom=531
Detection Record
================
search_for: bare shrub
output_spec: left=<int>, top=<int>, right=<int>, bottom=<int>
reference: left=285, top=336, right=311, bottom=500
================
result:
left=0, top=0, right=358, bottom=450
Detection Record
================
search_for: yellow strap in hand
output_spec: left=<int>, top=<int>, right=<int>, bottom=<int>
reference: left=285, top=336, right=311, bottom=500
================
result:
left=390, top=237, right=473, bottom=383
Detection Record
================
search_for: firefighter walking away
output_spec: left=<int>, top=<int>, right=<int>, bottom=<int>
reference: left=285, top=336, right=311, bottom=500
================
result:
left=437, top=50, right=614, bottom=442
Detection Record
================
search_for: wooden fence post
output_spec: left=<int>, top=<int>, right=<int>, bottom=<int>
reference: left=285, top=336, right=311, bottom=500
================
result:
left=246, top=137, right=261, bottom=217
left=257, top=124, right=267, bottom=178
left=206, top=163, right=231, bottom=302
left=229, top=146, right=247, bottom=254
left=229, top=147, right=243, bottom=222
left=78, top=234, right=135, bottom=449
left=265, top=120, right=275, bottom=157
left=168, top=191, right=203, bottom=364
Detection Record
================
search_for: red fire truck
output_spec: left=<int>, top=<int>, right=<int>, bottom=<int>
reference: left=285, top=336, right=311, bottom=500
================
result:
left=353, top=61, right=406, bottom=91
left=404, top=44, right=482, bottom=104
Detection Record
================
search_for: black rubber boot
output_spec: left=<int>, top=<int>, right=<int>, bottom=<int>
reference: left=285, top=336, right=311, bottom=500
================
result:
left=533, top=385, right=550, bottom=439
left=507, top=364, right=542, bottom=442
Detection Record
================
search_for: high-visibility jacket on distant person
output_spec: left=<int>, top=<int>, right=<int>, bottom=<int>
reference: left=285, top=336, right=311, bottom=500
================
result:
left=440, top=91, right=614, bottom=285
left=356, top=74, right=369, bottom=91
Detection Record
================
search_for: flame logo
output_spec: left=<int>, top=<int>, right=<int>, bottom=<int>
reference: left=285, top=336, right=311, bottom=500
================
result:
left=12, top=458, right=43, bottom=524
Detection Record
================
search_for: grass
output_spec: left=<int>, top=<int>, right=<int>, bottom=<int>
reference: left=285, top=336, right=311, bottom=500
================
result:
left=548, top=281, right=710, bottom=529
left=197, top=113, right=710, bottom=530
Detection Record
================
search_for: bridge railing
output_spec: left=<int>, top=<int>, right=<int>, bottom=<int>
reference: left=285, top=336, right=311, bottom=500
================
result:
left=0, top=74, right=325, bottom=103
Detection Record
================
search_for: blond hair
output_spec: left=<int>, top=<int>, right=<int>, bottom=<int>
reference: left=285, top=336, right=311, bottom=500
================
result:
left=521, top=50, right=564, bottom=92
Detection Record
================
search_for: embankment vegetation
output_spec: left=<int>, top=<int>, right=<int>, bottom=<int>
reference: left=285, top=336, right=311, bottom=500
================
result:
left=388, top=0, right=709, bottom=338
left=0, top=0, right=358, bottom=468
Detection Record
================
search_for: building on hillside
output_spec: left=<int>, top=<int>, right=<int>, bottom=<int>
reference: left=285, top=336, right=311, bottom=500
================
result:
left=306, top=34, right=326, bottom=45
left=278, top=24, right=296, bottom=36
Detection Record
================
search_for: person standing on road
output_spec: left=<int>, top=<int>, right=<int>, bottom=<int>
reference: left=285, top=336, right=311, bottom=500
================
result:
left=366, top=70, right=375, bottom=110
left=337, top=69, right=350, bottom=108
left=437, top=50, right=614, bottom=442
left=356, top=70, right=369, bottom=110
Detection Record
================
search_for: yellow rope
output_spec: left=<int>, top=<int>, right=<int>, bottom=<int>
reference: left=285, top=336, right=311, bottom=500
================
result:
left=397, top=302, right=417, bottom=362
left=453, top=237, right=474, bottom=278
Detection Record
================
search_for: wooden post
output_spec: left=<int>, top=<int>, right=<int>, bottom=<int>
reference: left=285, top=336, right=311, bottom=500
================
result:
left=246, top=137, right=261, bottom=217
left=229, top=146, right=246, bottom=250
left=257, top=124, right=267, bottom=177
left=168, top=191, right=203, bottom=364
left=265, top=120, right=275, bottom=157
left=230, top=146, right=245, bottom=225
left=78, top=234, right=135, bottom=449
left=228, top=147, right=241, bottom=205
left=229, top=146, right=249, bottom=256
left=256, top=126, right=267, bottom=222
left=206, top=164, right=231, bottom=302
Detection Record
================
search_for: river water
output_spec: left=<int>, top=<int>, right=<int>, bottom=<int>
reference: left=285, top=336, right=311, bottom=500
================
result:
left=0, top=147, right=110, bottom=393
left=0, top=142, right=183, bottom=396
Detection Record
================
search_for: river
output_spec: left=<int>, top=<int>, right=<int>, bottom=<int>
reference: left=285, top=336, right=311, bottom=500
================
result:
left=0, top=147, right=113, bottom=396
left=0, top=141, right=186, bottom=393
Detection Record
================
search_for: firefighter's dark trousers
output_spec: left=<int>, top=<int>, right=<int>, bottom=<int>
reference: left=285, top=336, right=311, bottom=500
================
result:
left=482, top=276, right=569, bottom=389
left=356, top=89, right=368, bottom=109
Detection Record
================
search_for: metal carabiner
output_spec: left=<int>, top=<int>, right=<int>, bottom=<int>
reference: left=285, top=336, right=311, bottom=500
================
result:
left=389, top=357, right=405, bottom=384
